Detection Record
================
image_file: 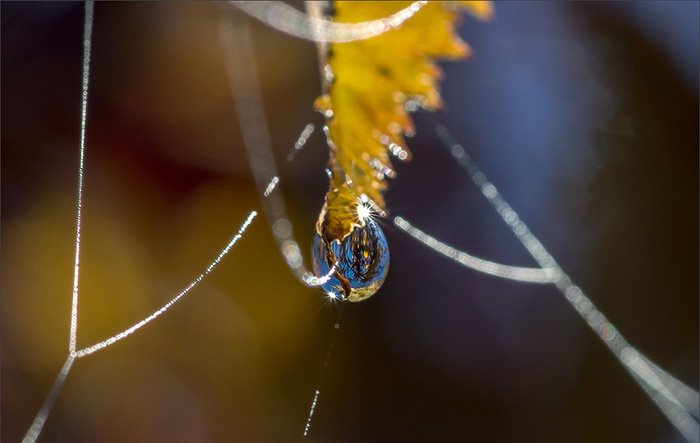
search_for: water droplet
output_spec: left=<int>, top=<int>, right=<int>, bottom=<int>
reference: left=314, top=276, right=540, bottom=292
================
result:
left=312, top=218, right=390, bottom=302
left=404, top=100, right=421, bottom=112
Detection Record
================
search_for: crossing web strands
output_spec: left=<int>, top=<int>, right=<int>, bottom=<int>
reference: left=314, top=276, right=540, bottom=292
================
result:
left=428, top=125, right=699, bottom=443
left=22, top=3, right=698, bottom=442
left=21, top=4, right=259, bottom=442
left=220, top=5, right=698, bottom=438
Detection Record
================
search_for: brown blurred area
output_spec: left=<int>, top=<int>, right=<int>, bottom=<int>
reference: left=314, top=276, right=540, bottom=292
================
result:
left=3, top=2, right=332, bottom=442
left=2, top=2, right=698, bottom=443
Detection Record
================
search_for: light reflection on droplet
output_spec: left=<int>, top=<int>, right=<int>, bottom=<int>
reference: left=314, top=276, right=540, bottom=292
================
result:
left=405, top=100, right=421, bottom=112
left=357, top=204, right=372, bottom=223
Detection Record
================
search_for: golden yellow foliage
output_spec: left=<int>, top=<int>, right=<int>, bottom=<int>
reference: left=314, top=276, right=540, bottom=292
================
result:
left=316, top=1, right=491, bottom=242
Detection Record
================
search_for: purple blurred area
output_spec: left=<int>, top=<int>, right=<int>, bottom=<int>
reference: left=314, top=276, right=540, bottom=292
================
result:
left=2, top=2, right=697, bottom=442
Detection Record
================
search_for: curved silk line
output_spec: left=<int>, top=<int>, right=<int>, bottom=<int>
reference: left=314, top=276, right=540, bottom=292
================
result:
left=230, top=1, right=427, bottom=43
left=393, top=216, right=559, bottom=283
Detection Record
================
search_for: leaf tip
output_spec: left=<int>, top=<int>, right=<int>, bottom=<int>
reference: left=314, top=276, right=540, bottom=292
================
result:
left=459, top=1, right=495, bottom=22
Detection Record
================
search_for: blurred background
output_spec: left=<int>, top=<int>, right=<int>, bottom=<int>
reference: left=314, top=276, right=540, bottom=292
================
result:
left=2, top=2, right=698, bottom=442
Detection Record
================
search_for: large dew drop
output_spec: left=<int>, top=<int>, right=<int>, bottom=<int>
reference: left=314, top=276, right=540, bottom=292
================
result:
left=312, top=218, right=390, bottom=302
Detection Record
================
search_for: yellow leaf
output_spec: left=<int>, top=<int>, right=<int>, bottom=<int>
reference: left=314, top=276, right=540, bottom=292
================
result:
left=317, top=1, right=490, bottom=242
left=459, top=1, right=494, bottom=20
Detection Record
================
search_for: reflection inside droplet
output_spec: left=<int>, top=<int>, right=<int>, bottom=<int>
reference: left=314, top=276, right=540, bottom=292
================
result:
left=312, top=218, right=390, bottom=302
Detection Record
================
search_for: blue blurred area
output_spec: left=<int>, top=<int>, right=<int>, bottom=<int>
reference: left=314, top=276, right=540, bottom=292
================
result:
left=374, top=2, right=698, bottom=442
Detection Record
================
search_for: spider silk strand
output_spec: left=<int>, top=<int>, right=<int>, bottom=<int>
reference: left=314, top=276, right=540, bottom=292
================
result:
left=69, top=0, right=94, bottom=356
left=73, top=211, right=257, bottom=358
left=230, top=1, right=427, bottom=43
left=436, top=125, right=699, bottom=442
left=24, top=5, right=93, bottom=441
left=24, top=4, right=260, bottom=440
left=219, top=16, right=334, bottom=288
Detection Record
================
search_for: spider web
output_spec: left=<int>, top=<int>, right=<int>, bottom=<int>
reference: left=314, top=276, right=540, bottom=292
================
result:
left=221, top=7, right=699, bottom=442
left=20, top=3, right=699, bottom=442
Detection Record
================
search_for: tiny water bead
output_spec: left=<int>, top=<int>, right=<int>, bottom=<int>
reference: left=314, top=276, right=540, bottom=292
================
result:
left=312, top=217, right=390, bottom=302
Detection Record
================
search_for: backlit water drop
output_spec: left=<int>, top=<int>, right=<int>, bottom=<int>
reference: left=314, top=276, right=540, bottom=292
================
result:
left=312, top=218, right=390, bottom=302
